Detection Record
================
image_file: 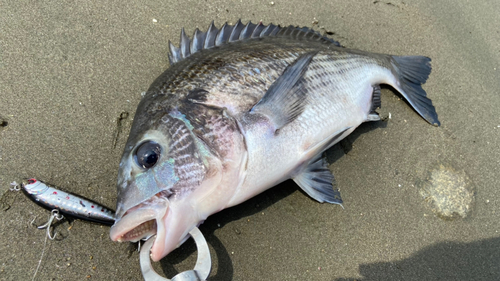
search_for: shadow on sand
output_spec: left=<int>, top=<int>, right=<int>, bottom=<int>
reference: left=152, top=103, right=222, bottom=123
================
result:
left=336, top=237, right=500, bottom=281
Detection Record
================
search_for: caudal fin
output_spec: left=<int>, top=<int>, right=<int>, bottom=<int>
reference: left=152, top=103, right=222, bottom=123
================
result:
left=392, top=56, right=440, bottom=126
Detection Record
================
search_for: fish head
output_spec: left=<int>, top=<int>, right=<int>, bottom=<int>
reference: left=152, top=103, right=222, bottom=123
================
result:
left=110, top=107, right=224, bottom=261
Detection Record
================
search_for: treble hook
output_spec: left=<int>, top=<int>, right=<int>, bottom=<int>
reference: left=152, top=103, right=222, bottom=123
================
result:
left=37, top=209, right=64, bottom=240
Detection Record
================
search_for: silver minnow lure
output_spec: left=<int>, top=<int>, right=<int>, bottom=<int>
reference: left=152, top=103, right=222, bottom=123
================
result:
left=22, top=178, right=115, bottom=225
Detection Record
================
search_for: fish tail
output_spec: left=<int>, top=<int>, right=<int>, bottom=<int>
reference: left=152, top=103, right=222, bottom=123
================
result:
left=391, top=55, right=440, bottom=126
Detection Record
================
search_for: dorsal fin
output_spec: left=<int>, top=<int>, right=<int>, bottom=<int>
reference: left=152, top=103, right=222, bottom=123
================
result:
left=168, top=20, right=342, bottom=65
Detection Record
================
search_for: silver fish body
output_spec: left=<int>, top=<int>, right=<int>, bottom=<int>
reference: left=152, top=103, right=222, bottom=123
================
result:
left=110, top=21, right=439, bottom=261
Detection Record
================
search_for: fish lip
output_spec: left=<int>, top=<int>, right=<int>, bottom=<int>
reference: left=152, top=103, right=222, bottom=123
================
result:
left=109, top=197, right=169, bottom=243
left=149, top=208, right=170, bottom=261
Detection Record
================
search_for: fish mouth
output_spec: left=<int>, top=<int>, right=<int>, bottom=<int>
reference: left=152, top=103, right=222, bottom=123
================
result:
left=111, top=191, right=202, bottom=261
left=110, top=195, right=169, bottom=246
left=117, top=219, right=157, bottom=242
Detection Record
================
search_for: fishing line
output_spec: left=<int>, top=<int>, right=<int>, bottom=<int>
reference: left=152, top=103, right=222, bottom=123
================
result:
left=32, top=226, right=49, bottom=281
left=31, top=210, right=64, bottom=281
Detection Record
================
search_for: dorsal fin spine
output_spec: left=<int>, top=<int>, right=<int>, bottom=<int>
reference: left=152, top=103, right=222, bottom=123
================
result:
left=216, top=23, right=230, bottom=46
left=168, top=20, right=342, bottom=66
left=229, top=19, right=244, bottom=42
left=191, top=29, right=205, bottom=54
left=168, top=40, right=181, bottom=64
left=204, top=21, right=216, bottom=49
left=251, top=22, right=265, bottom=38
left=260, top=24, right=272, bottom=36
left=270, top=25, right=280, bottom=36
left=180, top=28, right=191, bottom=58
left=239, top=21, right=256, bottom=40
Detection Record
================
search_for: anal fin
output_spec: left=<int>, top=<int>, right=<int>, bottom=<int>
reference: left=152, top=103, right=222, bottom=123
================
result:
left=371, top=85, right=382, bottom=111
left=366, top=85, right=381, bottom=122
left=293, top=156, right=343, bottom=205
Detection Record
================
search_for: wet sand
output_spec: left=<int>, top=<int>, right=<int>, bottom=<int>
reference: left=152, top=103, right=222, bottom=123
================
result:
left=1, top=0, right=499, bottom=280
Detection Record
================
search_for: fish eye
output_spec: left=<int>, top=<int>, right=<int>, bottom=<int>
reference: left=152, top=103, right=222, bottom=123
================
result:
left=134, top=141, right=161, bottom=169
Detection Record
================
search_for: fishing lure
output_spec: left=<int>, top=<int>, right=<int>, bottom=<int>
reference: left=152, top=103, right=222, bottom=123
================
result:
left=22, top=178, right=116, bottom=225
left=20, top=179, right=210, bottom=280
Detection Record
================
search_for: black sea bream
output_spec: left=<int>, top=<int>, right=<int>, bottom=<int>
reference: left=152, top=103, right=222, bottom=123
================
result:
left=109, top=20, right=440, bottom=261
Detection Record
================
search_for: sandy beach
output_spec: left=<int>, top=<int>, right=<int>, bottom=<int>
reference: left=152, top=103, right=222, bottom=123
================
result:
left=1, top=0, right=499, bottom=280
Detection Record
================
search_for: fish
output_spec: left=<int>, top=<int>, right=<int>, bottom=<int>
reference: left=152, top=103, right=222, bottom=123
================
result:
left=109, top=20, right=440, bottom=261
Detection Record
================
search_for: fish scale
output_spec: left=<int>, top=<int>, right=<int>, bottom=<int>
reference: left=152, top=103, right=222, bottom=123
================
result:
left=110, top=21, right=439, bottom=262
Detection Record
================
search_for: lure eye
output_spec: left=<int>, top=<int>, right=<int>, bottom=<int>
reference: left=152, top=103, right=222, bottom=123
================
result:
left=134, top=141, right=161, bottom=169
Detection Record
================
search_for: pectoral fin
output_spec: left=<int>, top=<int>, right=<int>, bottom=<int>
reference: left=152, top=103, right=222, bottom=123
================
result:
left=293, top=156, right=343, bottom=205
left=250, top=51, right=317, bottom=130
